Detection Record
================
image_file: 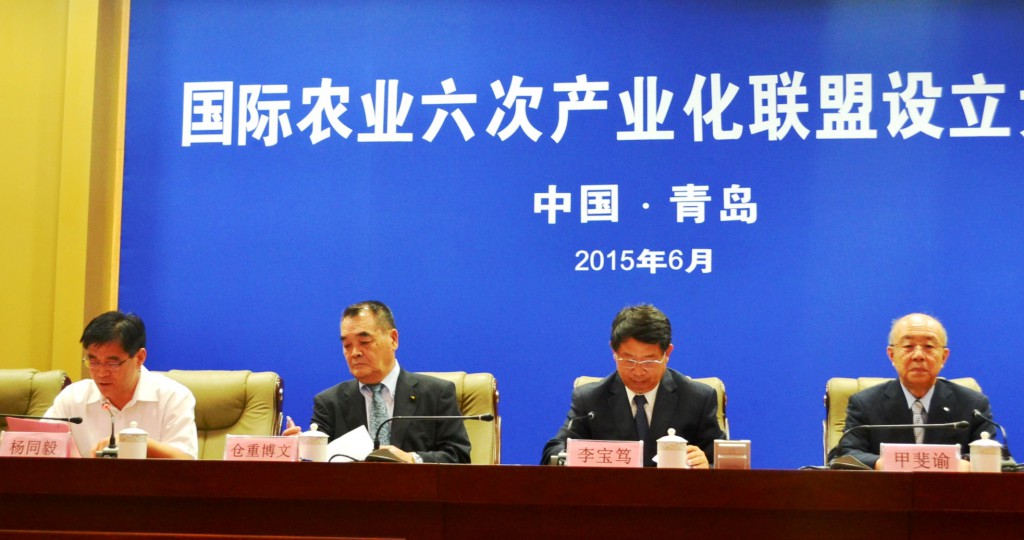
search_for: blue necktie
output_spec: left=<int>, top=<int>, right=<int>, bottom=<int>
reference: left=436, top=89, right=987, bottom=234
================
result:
left=634, top=394, right=650, bottom=442
left=369, top=384, right=390, bottom=446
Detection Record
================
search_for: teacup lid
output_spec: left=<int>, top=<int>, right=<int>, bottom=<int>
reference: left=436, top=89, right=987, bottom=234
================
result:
left=119, top=421, right=147, bottom=436
left=970, top=431, right=1002, bottom=448
left=657, top=428, right=687, bottom=444
left=301, top=422, right=329, bottom=439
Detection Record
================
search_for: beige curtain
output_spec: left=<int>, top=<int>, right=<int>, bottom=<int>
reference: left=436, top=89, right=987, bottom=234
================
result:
left=0, top=0, right=130, bottom=379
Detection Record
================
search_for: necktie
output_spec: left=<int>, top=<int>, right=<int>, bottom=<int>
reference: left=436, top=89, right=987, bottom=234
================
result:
left=633, top=394, right=650, bottom=442
left=912, top=399, right=925, bottom=444
left=369, top=384, right=390, bottom=446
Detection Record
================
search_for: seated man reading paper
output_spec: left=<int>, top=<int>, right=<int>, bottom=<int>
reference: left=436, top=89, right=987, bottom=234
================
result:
left=541, top=304, right=725, bottom=468
left=45, top=311, right=198, bottom=459
left=284, top=301, right=470, bottom=464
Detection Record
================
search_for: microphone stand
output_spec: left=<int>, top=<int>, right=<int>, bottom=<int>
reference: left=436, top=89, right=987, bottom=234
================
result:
left=973, top=410, right=1021, bottom=472
left=552, top=411, right=596, bottom=466
left=96, top=402, right=119, bottom=458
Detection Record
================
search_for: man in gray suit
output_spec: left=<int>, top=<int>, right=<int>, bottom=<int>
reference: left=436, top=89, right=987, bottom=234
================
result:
left=542, top=304, right=725, bottom=468
left=286, top=301, right=470, bottom=463
left=836, top=313, right=1004, bottom=470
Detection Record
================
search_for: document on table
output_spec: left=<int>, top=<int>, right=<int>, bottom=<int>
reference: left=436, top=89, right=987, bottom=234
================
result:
left=326, top=425, right=374, bottom=462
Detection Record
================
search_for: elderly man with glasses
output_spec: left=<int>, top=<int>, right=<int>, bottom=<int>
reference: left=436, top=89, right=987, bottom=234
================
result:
left=45, top=311, right=198, bottom=459
left=541, top=304, right=725, bottom=468
left=835, top=313, right=1007, bottom=471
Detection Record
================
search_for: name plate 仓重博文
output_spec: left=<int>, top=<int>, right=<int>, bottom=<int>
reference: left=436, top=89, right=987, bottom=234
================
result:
left=223, top=435, right=299, bottom=462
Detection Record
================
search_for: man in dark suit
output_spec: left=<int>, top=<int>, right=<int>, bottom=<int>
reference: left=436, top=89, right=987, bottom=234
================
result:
left=541, top=304, right=725, bottom=468
left=286, top=301, right=470, bottom=463
left=836, top=313, right=1004, bottom=470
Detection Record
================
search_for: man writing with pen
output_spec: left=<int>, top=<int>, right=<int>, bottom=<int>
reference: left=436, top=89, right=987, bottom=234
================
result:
left=284, top=301, right=470, bottom=463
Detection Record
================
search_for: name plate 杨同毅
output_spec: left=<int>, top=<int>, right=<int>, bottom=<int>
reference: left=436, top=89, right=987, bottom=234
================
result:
left=0, top=431, right=72, bottom=458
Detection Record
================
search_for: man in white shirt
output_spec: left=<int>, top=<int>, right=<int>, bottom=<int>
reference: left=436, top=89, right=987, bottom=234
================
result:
left=45, top=311, right=198, bottom=459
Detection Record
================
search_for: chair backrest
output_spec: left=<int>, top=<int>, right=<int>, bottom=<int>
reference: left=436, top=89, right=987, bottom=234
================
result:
left=155, top=370, right=283, bottom=460
left=0, top=369, right=72, bottom=432
left=573, top=375, right=729, bottom=439
left=418, top=371, right=500, bottom=464
left=822, top=376, right=981, bottom=463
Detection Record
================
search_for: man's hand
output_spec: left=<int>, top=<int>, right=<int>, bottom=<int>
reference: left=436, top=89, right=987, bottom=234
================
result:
left=281, top=416, right=301, bottom=436
left=91, top=437, right=114, bottom=457
left=378, top=445, right=416, bottom=463
left=145, top=438, right=194, bottom=459
left=686, top=445, right=710, bottom=469
left=91, top=436, right=192, bottom=459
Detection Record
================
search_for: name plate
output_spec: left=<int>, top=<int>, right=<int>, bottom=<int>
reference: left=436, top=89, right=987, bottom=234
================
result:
left=880, top=443, right=960, bottom=472
left=566, top=438, right=643, bottom=468
left=0, top=431, right=72, bottom=458
left=714, top=439, right=751, bottom=470
left=224, top=435, right=298, bottom=461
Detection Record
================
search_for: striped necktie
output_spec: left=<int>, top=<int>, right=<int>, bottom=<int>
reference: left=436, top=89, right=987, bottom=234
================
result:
left=369, top=384, right=390, bottom=446
left=912, top=399, right=925, bottom=444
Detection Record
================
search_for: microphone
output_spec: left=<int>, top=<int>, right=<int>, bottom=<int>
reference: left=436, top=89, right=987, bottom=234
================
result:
left=549, top=412, right=597, bottom=466
left=0, top=414, right=83, bottom=424
left=828, top=421, right=969, bottom=464
left=366, top=413, right=494, bottom=462
left=565, top=411, right=595, bottom=434
left=973, top=409, right=1013, bottom=462
left=96, top=401, right=119, bottom=458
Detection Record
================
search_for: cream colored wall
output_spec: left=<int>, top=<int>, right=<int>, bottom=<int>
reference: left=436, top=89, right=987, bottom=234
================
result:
left=0, top=0, right=129, bottom=378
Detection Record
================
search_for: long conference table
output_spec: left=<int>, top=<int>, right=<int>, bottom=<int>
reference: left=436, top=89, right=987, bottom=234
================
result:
left=1, top=458, right=1023, bottom=539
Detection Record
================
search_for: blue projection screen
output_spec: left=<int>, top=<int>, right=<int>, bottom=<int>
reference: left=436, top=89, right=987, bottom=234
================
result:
left=121, top=1, right=1024, bottom=469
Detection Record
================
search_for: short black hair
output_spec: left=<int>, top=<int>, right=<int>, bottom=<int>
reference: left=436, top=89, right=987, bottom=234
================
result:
left=80, top=311, right=146, bottom=356
left=342, top=300, right=396, bottom=331
left=610, top=304, right=672, bottom=352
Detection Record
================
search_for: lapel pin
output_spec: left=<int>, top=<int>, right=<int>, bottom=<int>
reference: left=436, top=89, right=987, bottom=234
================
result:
left=943, top=406, right=950, bottom=412
left=410, top=395, right=416, bottom=401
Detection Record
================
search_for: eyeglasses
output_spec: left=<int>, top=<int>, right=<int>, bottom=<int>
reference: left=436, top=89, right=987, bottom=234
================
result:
left=892, top=343, right=947, bottom=356
left=614, top=354, right=666, bottom=371
left=82, top=356, right=131, bottom=370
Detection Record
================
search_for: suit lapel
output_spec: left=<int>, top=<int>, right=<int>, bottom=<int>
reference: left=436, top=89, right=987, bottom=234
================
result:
left=390, top=370, right=418, bottom=447
left=341, top=381, right=367, bottom=435
left=882, top=381, right=913, bottom=424
left=928, top=381, right=954, bottom=422
left=925, top=381, right=956, bottom=443
left=649, top=371, right=678, bottom=441
left=881, top=381, right=915, bottom=444
left=606, top=375, right=634, bottom=440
